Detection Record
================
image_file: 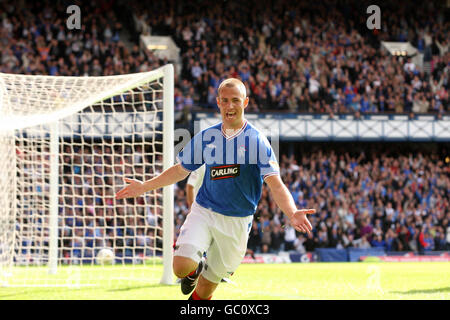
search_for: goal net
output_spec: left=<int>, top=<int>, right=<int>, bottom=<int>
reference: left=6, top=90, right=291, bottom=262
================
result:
left=0, top=65, right=174, bottom=288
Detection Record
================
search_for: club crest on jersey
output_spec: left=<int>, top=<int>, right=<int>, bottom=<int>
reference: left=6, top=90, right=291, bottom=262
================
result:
left=238, top=146, right=246, bottom=157
left=210, top=164, right=240, bottom=180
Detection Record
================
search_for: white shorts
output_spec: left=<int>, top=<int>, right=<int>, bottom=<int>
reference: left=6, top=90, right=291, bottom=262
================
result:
left=174, top=201, right=253, bottom=283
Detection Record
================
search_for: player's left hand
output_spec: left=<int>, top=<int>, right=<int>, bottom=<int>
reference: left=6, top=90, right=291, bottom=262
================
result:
left=290, top=209, right=315, bottom=235
left=115, top=178, right=145, bottom=199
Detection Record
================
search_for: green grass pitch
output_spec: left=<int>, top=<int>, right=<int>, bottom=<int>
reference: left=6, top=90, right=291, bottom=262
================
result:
left=1, top=262, right=449, bottom=300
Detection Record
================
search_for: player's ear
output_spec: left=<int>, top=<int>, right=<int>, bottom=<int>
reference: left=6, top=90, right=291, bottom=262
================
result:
left=216, top=96, right=221, bottom=111
left=243, top=96, right=249, bottom=109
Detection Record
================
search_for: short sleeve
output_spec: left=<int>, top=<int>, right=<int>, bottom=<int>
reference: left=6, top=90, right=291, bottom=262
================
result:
left=177, top=132, right=204, bottom=172
left=257, top=135, right=280, bottom=180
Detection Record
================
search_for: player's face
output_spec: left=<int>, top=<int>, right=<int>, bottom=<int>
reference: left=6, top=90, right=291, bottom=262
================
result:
left=217, top=85, right=249, bottom=129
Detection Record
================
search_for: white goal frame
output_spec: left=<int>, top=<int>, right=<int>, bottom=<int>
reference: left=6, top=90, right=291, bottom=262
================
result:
left=0, top=64, right=174, bottom=286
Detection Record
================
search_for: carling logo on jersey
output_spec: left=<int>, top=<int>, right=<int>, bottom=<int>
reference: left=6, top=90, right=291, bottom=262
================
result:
left=210, top=164, right=240, bottom=180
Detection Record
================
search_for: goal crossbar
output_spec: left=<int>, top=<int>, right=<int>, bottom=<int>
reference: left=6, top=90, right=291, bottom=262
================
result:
left=0, top=68, right=167, bottom=133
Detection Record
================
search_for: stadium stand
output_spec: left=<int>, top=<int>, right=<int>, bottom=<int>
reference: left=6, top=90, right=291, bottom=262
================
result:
left=1, top=0, right=448, bottom=260
left=1, top=0, right=448, bottom=115
left=252, top=143, right=449, bottom=255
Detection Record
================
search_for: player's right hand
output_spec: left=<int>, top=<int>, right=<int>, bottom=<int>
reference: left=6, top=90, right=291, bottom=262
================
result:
left=290, top=209, right=315, bottom=235
left=115, top=178, right=145, bottom=199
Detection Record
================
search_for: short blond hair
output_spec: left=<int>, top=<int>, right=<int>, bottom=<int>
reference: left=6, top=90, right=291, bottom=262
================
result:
left=217, top=78, right=247, bottom=98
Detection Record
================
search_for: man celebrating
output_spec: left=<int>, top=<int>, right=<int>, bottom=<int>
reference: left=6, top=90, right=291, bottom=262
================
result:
left=115, top=78, right=315, bottom=300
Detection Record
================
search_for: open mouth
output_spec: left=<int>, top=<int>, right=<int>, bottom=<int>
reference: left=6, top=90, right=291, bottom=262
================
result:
left=226, top=111, right=236, bottom=119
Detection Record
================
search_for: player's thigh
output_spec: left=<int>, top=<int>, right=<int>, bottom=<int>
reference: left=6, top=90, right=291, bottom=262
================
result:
left=202, top=215, right=252, bottom=283
left=174, top=207, right=212, bottom=264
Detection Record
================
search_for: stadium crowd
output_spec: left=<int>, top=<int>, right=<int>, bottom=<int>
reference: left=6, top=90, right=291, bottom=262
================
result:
left=4, top=0, right=449, bottom=261
left=57, top=143, right=168, bottom=262
left=1, top=0, right=449, bottom=116
left=245, top=145, right=449, bottom=255
left=50, top=143, right=449, bottom=261
left=163, top=0, right=450, bottom=116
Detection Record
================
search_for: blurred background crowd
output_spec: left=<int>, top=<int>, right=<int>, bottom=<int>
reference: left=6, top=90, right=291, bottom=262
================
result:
left=244, top=143, right=449, bottom=255
left=1, top=0, right=448, bottom=115
left=52, top=142, right=449, bottom=260
left=2, top=0, right=449, bottom=260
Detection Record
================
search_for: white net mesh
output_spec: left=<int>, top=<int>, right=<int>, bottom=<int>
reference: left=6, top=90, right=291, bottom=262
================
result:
left=0, top=67, right=173, bottom=287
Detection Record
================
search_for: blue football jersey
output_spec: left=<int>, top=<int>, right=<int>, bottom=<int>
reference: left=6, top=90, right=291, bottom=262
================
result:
left=177, top=120, right=280, bottom=217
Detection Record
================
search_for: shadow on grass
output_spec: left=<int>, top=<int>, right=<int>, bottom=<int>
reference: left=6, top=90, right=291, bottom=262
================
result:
left=0, top=292, right=28, bottom=299
left=391, top=287, right=450, bottom=295
left=108, top=283, right=168, bottom=292
left=0, top=283, right=171, bottom=299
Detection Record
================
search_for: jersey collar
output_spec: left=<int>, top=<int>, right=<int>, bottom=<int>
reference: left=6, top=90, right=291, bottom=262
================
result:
left=221, top=120, right=248, bottom=140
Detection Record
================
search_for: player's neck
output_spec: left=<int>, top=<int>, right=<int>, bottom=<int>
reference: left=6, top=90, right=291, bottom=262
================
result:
left=222, top=118, right=247, bottom=138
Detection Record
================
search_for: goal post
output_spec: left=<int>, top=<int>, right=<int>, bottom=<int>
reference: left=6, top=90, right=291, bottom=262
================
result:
left=161, top=65, right=174, bottom=285
left=0, top=131, right=17, bottom=286
left=0, top=64, right=175, bottom=287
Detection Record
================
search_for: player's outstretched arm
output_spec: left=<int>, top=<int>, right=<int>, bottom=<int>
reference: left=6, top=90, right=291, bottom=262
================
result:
left=265, top=174, right=315, bottom=234
left=115, top=163, right=190, bottom=199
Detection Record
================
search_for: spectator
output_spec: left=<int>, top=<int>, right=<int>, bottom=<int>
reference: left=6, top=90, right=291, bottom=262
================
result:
left=434, top=230, right=447, bottom=251
left=247, top=221, right=261, bottom=253
left=385, top=229, right=398, bottom=251
left=371, top=234, right=386, bottom=249
left=261, top=225, right=272, bottom=253
left=294, top=234, right=306, bottom=254
left=422, top=232, right=435, bottom=251
left=353, top=234, right=372, bottom=249
left=360, top=217, right=374, bottom=243
left=284, top=225, right=297, bottom=251
left=328, top=228, right=341, bottom=248
left=303, top=232, right=317, bottom=252
left=271, top=224, right=285, bottom=252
